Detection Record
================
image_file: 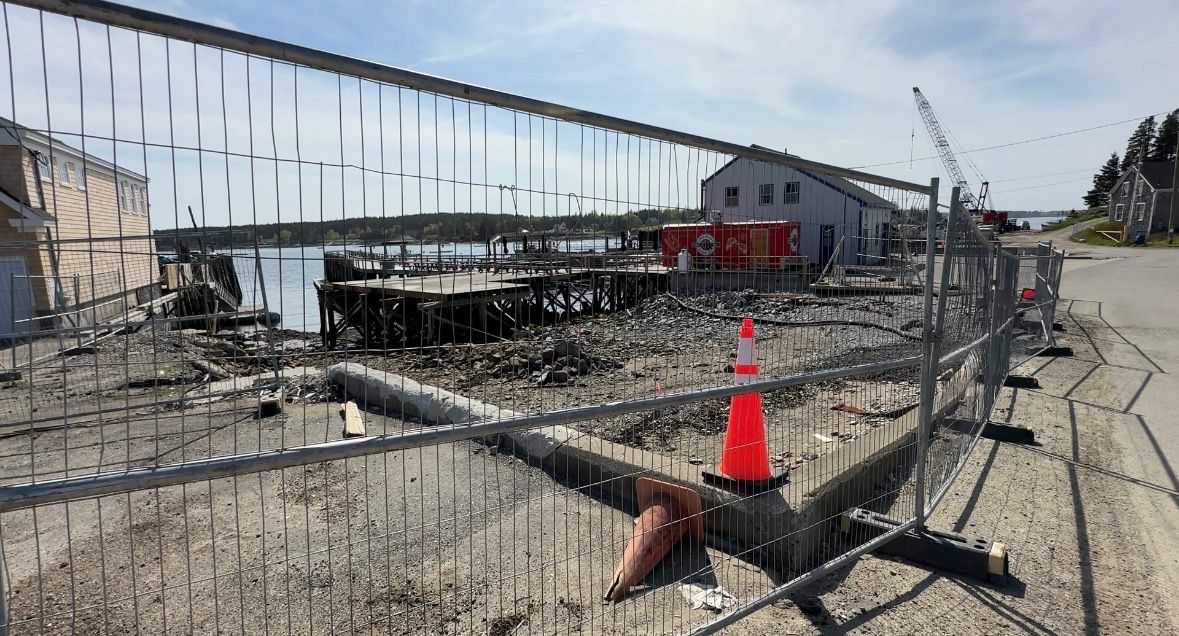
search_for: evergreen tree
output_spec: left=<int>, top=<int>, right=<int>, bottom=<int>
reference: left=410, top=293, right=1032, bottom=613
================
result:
left=1149, top=110, right=1179, bottom=162
left=1121, top=116, right=1157, bottom=171
left=1083, top=153, right=1121, bottom=209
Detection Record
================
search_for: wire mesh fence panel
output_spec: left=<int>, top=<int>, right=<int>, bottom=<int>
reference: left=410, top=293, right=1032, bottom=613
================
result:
left=0, top=1, right=1068, bottom=635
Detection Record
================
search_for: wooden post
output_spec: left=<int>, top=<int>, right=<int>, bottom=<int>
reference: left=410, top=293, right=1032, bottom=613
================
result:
left=561, top=283, right=574, bottom=322
left=325, top=292, right=338, bottom=347
left=317, top=285, right=328, bottom=346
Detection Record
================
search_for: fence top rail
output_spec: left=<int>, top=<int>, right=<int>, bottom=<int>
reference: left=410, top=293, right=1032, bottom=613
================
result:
left=11, top=0, right=931, bottom=195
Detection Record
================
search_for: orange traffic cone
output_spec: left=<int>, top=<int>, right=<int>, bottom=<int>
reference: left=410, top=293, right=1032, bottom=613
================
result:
left=703, top=318, right=789, bottom=493
left=605, top=478, right=703, bottom=602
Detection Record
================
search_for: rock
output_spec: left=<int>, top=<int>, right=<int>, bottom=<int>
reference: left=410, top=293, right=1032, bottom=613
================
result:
left=723, top=364, right=735, bottom=373
left=550, top=370, right=570, bottom=384
left=553, top=340, right=580, bottom=359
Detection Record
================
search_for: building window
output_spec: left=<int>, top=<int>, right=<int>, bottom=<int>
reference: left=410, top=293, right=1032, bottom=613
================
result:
left=1135, top=178, right=1143, bottom=198
left=758, top=183, right=774, bottom=205
left=75, top=163, right=85, bottom=190
left=58, top=158, right=71, bottom=186
left=131, top=185, right=141, bottom=213
left=1115, top=204, right=1124, bottom=221
left=1122, top=182, right=1129, bottom=198
left=119, top=181, right=128, bottom=212
left=35, top=153, right=50, bottom=181
left=1135, top=202, right=1146, bottom=221
left=724, top=186, right=739, bottom=207
left=784, top=181, right=800, bottom=204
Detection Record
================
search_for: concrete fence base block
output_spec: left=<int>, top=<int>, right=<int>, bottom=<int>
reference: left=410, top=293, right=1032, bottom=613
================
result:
left=841, top=508, right=1010, bottom=584
left=944, top=417, right=1036, bottom=445
left=1004, top=374, right=1040, bottom=389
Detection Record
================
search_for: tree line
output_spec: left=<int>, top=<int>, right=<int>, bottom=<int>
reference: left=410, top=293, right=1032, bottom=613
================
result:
left=154, top=208, right=697, bottom=251
left=1083, top=111, right=1178, bottom=208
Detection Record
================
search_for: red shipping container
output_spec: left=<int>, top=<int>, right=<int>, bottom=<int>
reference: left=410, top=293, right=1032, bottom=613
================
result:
left=660, top=221, right=802, bottom=269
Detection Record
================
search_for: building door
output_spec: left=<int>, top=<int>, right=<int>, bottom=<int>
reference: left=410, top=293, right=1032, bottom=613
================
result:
left=0, top=256, right=33, bottom=338
left=749, top=228, right=769, bottom=268
left=879, top=222, right=890, bottom=258
left=819, top=225, right=835, bottom=266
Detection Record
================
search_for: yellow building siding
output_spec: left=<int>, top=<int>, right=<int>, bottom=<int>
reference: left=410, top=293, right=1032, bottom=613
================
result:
left=0, top=143, right=154, bottom=322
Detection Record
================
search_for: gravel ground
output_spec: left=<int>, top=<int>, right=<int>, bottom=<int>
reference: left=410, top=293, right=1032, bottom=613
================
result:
left=345, top=291, right=924, bottom=470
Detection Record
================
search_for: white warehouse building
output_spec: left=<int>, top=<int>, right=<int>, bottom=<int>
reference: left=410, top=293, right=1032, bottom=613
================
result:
left=701, top=148, right=898, bottom=267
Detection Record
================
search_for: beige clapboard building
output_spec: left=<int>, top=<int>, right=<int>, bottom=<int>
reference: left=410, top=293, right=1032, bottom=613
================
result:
left=0, top=118, right=153, bottom=335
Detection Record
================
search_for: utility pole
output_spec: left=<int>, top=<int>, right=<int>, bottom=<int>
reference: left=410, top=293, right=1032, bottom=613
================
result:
left=1169, top=141, right=1178, bottom=244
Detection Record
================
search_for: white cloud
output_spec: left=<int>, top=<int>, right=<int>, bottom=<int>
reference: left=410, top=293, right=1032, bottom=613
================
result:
left=411, top=0, right=1179, bottom=209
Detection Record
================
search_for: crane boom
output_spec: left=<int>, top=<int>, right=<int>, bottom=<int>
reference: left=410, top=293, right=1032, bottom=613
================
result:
left=912, top=87, right=982, bottom=210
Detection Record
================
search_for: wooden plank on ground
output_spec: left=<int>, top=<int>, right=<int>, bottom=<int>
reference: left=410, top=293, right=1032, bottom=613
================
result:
left=340, top=400, right=366, bottom=438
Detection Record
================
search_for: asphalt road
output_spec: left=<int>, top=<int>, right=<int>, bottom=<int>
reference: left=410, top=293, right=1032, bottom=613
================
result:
left=1057, top=244, right=1179, bottom=628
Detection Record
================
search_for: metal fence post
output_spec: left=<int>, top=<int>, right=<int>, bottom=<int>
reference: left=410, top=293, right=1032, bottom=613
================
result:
left=984, top=242, right=1002, bottom=416
left=7, top=273, right=14, bottom=371
left=253, top=246, right=283, bottom=387
left=0, top=530, right=7, bottom=636
left=914, top=180, right=944, bottom=526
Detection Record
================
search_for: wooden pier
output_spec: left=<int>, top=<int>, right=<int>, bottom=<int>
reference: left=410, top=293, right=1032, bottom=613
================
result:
left=316, top=261, right=669, bottom=347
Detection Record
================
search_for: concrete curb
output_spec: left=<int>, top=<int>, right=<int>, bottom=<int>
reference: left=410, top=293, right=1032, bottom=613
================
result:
left=325, top=362, right=576, bottom=464
left=325, top=361, right=948, bottom=572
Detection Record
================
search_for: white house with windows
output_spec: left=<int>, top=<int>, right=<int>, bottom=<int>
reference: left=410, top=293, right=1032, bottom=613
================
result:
left=0, top=117, right=153, bottom=334
left=701, top=147, right=898, bottom=267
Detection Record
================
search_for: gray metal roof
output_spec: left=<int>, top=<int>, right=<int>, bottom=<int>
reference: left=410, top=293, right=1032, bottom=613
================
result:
left=1139, top=160, right=1175, bottom=190
left=0, top=116, right=148, bottom=182
left=704, top=145, right=898, bottom=209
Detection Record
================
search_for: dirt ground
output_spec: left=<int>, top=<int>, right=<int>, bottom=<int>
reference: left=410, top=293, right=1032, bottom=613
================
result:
left=4, top=272, right=1176, bottom=634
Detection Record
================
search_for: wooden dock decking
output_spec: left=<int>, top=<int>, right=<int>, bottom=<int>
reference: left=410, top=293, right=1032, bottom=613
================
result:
left=331, top=273, right=535, bottom=300
left=317, top=262, right=671, bottom=348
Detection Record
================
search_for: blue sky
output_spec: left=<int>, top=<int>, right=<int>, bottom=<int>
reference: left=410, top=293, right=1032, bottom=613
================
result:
left=11, top=0, right=1179, bottom=225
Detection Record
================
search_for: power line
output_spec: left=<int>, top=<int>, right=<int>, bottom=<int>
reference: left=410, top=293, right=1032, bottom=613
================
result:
left=851, top=111, right=1168, bottom=170
left=988, top=166, right=1101, bottom=184
left=931, top=167, right=1098, bottom=191
left=991, top=176, right=1092, bottom=194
